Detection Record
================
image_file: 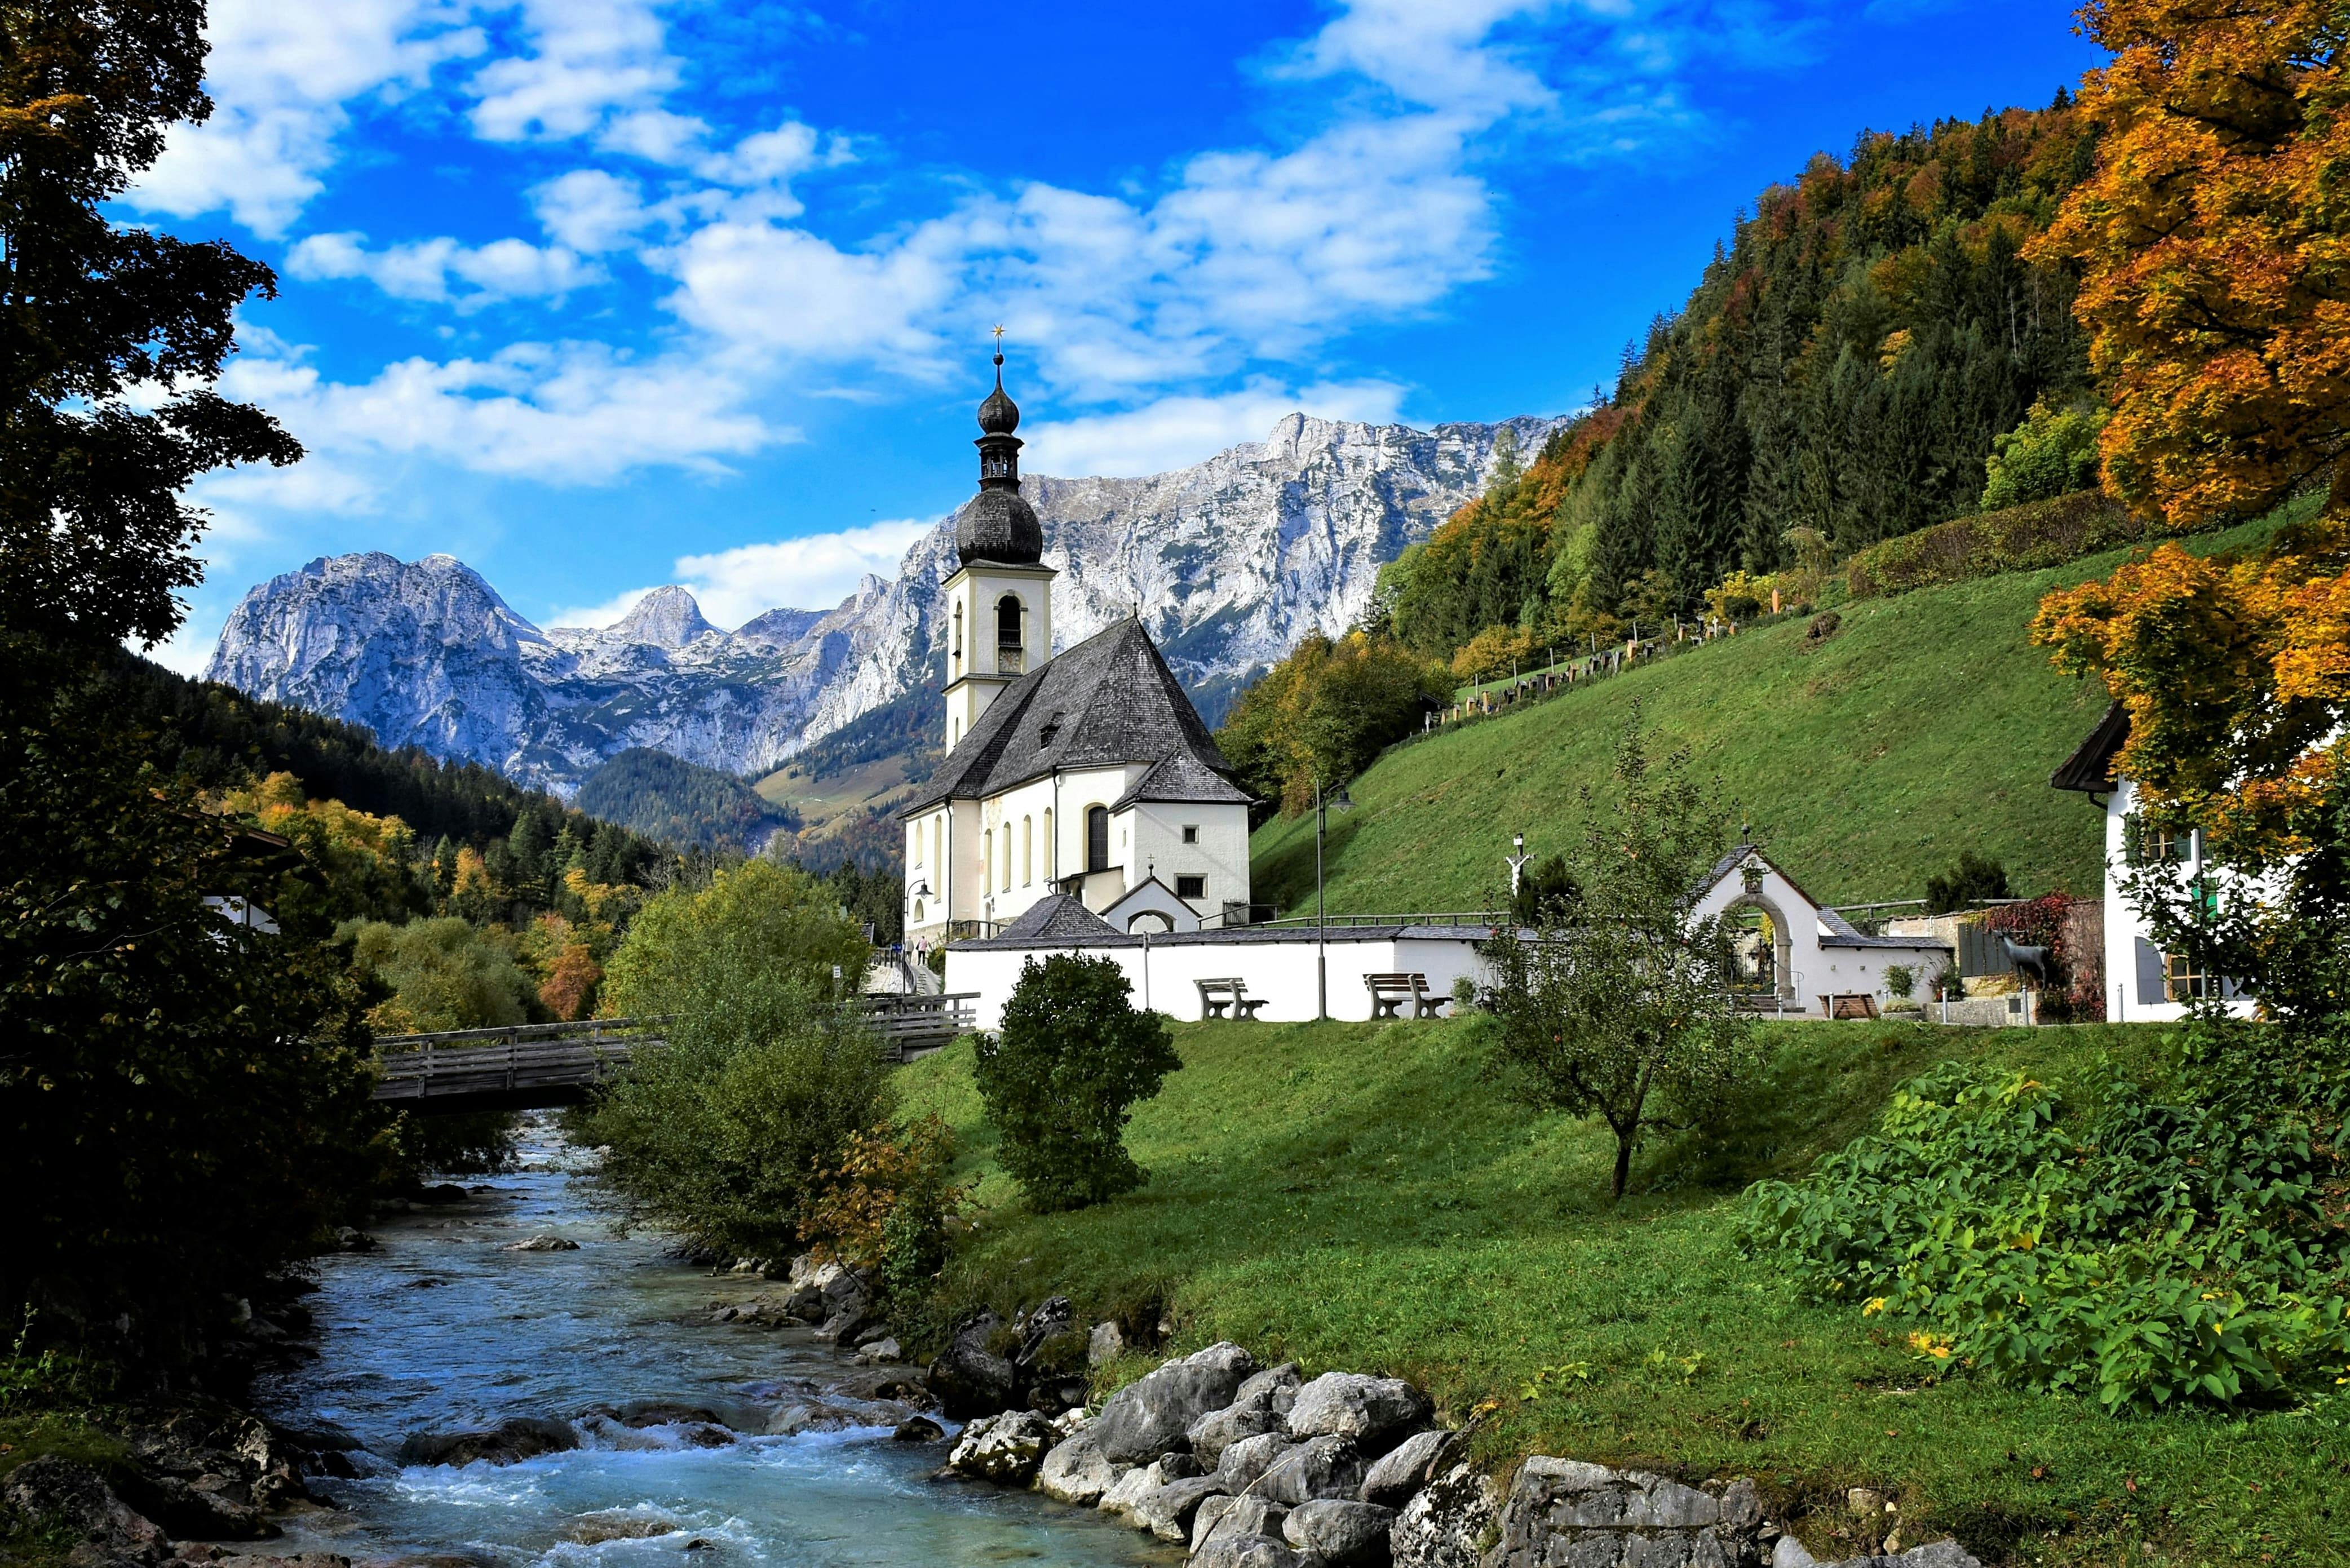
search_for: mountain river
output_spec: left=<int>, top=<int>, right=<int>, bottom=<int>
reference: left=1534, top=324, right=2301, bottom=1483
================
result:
left=252, top=1118, right=1164, bottom=1568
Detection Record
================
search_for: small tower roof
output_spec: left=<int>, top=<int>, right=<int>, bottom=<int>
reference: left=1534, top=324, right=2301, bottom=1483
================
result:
left=958, top=340, right=1043, bottom=567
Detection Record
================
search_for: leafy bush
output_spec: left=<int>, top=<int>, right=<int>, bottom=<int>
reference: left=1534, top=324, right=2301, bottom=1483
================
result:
left=1981, top=398, right=2108, bottom=511
left=1923, top=851, right=2010, bottom=914
left=1845, top=491, right=2148, bottom=598
left=1744, top=1043, right=2350, bottom=1411
left=975, top=954, right=1181, bottom=1211
left=799, top=1114, right=967, bottom=1307
left=344, top=916, right=538, bottom=1033
left=583, top=861, right=887, bottom=1258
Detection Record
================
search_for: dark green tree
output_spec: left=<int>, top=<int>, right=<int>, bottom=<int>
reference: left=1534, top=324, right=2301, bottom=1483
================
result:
left=975, top=954, right=1181, bottom=1211
left=1923, top=851, right=2011, bottom=914
left=2, top=0, right=300, bottom=650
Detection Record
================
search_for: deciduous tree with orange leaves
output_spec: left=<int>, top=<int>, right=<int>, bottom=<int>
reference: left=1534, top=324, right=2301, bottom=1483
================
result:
left=2030, top=0, right=2350, bottom=523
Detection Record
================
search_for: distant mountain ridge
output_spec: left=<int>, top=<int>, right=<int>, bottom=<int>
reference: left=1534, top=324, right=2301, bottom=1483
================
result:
left=206, top=411, right=1563, bottom=794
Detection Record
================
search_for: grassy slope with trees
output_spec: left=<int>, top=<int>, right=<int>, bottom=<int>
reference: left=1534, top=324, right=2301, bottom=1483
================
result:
left=1250, top=514, right=2299, bottom=918
left=900, top=1017, right=2344, bottom=1567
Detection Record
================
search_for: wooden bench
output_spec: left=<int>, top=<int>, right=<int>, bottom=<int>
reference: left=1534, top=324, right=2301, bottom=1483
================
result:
left=1196, top=977, right=1268, bottom=1021
left=1822, top=993, right=1880, bottom=1021
left=1364, top=972, right=1445, bottom=1020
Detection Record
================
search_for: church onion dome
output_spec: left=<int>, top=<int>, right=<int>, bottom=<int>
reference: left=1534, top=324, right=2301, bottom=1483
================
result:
left=957, top=487, right=1044, bottom=566
left=977, top=380, right=1019, bottom=435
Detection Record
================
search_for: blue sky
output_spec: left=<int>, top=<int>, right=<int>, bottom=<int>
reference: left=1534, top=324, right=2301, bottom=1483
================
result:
left=131, top=0, right=2106, bottom=671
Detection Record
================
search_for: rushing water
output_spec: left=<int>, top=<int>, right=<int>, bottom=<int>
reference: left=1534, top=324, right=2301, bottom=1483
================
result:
left=253, top=1117, right=1167, bottom=1568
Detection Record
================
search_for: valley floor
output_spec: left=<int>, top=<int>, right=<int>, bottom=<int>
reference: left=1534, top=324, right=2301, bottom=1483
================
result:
left=901, top=1017, right=2350, bottom=1567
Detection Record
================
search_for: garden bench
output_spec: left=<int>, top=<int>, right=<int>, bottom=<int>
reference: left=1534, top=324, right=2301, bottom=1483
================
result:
left=1364, top=972, right=1444, bottom=1020
left=1196, top=977, right=1268, bottom=1021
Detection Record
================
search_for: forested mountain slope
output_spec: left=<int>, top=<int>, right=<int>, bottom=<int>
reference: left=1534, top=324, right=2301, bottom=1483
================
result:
left=1384, top=96, right=2099, bottom=658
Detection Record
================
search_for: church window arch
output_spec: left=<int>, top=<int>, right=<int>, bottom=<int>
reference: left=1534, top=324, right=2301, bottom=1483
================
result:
left=997, top=594, right=1024, bottom=673
left=1043, top=807, right=1054, bottom=880
left=983, top=828, right=992, bottom=892
left=1021, top=815, right=1032, bottom=885
left=1086, top=805, right=1110, bottom=872
left=913, top=900, right=924, bottom=924
left=952, top=603, right=963, bottom=676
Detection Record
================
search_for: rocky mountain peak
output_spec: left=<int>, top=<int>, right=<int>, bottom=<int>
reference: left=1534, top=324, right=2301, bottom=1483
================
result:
left=609, top=585, right=718, bottom=647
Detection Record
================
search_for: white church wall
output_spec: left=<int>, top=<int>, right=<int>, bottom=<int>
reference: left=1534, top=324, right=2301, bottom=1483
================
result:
left=946, top=930, right=1495, bottom=1030
left=1127, top=801, right=1251, bottom=918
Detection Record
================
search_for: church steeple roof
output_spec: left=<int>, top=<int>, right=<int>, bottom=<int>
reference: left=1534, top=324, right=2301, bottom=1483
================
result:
left=956, top=334, right=1043, bottom=567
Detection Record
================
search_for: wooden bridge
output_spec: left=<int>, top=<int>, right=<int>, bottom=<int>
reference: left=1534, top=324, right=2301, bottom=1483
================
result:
left=371, top=995, right=979, bottom=1114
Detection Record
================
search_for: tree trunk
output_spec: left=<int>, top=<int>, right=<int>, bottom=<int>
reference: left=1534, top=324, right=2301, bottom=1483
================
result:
left=1612, top=1132, right=1633, bottom=1199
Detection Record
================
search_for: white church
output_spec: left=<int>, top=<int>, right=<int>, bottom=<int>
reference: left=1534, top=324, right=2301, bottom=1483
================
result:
left=900, top=355, right=1256, bottom=946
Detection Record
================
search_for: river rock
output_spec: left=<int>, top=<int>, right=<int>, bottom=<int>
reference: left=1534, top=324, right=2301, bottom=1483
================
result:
left=892, top=1415, right=946, bottom=1444
left=1286, top=1499, right=1397, bottom=1567
left=397, top=1417, right=578, bottom=1467
left=1492, top=1458, right=1765, bottom=1568
left=3, top=1455, right=169, bottom=1567
left=1089, top=1341, right=1257, bottom=1464
left=1036, top=1429, right=1125, bottom=1505
left=1087, top=1321, right=1126, bottom=1366
left=1191, top=1533, right=1307, bottom=1568
left=1237, top=1361, right=1303, bottom=1415
left=503, top=1235, right=579, bottom=1252
left=1776, top=1544, right=1981, bottom=1568
left=1391, top=1463, right=1501, bottom=1568
left=855, top=1336, right=903, bottom=1364
left=1285, top=1373, right=1431, bottom=1456
left=1258, top=1435, right=1366, bottom=1507
left=1098, top=1457, right=1193, bottom=1522
left=1360, top=1429, right=1457, bottom=1508
left=945, top=1411, right=1055, bottom=1484
left=926, top=1311, right=1015, bottom=1419
left=1215, top=1432, right=1300, bottom=1492
left=1130, top=1474, right=1228, bottom=1542
left=1186, top=1367, right=1297, bottom=1467
left=764, top=1399, right=908, bottom=1437
left=1193, top=1495, right=1291, bottom=1554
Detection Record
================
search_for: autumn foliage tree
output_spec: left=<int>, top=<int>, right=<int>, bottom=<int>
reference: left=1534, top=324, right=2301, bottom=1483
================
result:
left=2032, top=1, right=2350, bottom=522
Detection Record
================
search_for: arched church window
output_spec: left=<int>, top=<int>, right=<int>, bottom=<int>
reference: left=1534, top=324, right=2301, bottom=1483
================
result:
left=952, top=604, right=963, bottom=674
left=1042, top=807, right=1053, bottom=879
left=913, top=900, right=924, bottom=924
left=1086, top=805, right=1110, bottom=873
left=1021, top=816, right=1032, bottom=885
left=997, top=594, right=1024, bottom=674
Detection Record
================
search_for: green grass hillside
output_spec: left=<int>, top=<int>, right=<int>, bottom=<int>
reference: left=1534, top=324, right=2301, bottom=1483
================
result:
left=901, top=1018, right=2348, bottom=1566
left=1251, top=519, right=2292, bottom=915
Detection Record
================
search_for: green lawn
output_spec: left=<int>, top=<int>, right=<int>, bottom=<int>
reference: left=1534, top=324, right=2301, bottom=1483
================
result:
left=901, top=1017, right=2350, bottom=1567
left=1253, top=516, right=2302, bottom=918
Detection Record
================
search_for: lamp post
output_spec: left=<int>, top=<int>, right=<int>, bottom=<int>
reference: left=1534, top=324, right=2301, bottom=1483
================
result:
left=1315, top=778, right=1353, bottom=1020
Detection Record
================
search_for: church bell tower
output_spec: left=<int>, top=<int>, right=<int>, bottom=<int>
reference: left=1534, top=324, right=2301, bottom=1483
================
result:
left=941, top=340, right=1056, bottom=750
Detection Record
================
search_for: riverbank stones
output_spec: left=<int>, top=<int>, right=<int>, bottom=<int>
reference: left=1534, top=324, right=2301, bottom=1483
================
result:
left=1090, top=1343, right=1258, bottom=1464
left=396, top=1418, right=578, bottom=1467
left=945, top=1410, right=1055, bottom=1485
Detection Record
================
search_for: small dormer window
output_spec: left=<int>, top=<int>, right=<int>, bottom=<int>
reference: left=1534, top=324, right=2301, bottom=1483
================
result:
left=1181, top=825, right=1198, bottom=844
left=1039, top=709, right=1062, bottom=746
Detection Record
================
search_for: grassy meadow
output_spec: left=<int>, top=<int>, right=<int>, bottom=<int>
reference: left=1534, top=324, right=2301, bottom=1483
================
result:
left=901, top=1017, right=2350, bottom=1566
left=1251, top=516, right=2302, bottom=918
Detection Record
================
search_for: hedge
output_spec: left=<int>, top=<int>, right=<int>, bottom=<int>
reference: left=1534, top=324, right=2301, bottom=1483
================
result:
left=1844, top=490, right=2152, bottom=599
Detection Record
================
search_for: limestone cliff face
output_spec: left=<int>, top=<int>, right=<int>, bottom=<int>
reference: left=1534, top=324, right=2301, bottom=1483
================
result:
left=206, top=413, right=1561, bottom=793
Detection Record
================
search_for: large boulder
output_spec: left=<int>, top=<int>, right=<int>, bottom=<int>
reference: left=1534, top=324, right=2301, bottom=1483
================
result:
left=1088, top=1342, right=1258, bottom=1464
left=1776, top=1540, right=1983, bottom=1568
left=2, top=1456, right=168, bottom=1567
left=1256, top=1435, right=1366, bottom=1507
left=1193, top=1495, right=1291, bottom=1555
left=1492, top=1458, right=1765, bottom=1568
left=1390, top=1462, right=1501, bottom=1568
left=1187, top=1376, right=1290, bottom=1469
left=1360, top=1429, right=1458, bottom=1508
left=926, top=1311, right=1016, bottom=1419
left=1285, top=1373, right=1432, bottom=1457
left=1191, top=1535, right=1307, bottom=1568
left=944, top=1411, right=1054, bottom=1485
left=1129, top=1474, right=1228, bottom=1542
left=1285, top=1499, right=1398, bottom=1568
left=1236, top=1361, right=1303, bottom=1417
left=1215, top=1432, right=1300, bottom=1493
left=397, top=1417, right=578, bottom=1467
left=1099, top=1457, right=1185, bottom=1522
left=1037, top=1429, right=1126, bottom=1505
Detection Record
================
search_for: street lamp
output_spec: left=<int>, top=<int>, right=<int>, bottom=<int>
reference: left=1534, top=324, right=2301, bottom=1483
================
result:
left=1315, top=778, right=1354, bottom=1020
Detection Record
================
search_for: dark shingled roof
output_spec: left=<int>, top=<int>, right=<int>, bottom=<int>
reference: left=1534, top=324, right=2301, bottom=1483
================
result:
left=2050, top=701, right=2129, bottom=793
left=994, top=893, right=1118, bottom=941
left=900, top=617, right=1250, bottom=817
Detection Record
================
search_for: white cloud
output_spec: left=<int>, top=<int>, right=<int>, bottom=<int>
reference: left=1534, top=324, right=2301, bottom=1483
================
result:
left=1282, top=0, right=1561, bottom=118
left=287, top=231, right=602, bottom=308
left=467, top=0, right=703, bottom=158
left=130, top=0, right=484, bottom=236
left=551, top=517, right=933, bottom=629
left=531, top=169, right=656, bottom=251
left=220, top=337, right=784, bottom=484
left=1023, top=381, right=1409, bottom=479
left=673, top=517, right=935, bottom=625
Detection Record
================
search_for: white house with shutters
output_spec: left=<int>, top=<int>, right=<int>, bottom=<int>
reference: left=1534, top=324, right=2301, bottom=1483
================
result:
left=2051, top=703, right=2257, bottom=1022
left=899, top=357, right=1255, bottom=948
